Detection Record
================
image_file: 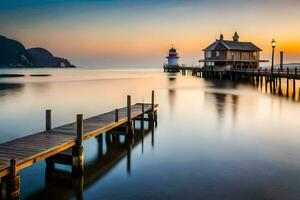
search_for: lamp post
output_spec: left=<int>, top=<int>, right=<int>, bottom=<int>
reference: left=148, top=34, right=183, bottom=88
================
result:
left=271, top=38, right=276, bottom=73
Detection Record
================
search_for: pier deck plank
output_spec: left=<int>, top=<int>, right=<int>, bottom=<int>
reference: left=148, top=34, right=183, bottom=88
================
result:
left=0, top=103, right=157, bottom=178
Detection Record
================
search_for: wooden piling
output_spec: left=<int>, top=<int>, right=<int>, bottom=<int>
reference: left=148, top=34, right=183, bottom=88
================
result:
left=6, top=159, right=20, bottom=200
left=45, top=109, right=54, bottom=172
left=148, top=90, right=155, bottom=126
left=127, top=95, right=134, bottom=137
left=270, top=77, right=273, bottom=93
left=72, top=114, right=84, bottom=177
left=46, top=109, right=51, bottom=131
left=265, top=69, right=268, bottom=92
left=115, top=109, right=119, bottom=122
left=141, top=103, right=145, bottom=129
left=151, top=90, right=155, bottom=112
left=293, top=68, right=297, bottom=98
left=287, top=67, right=289, bottom=97
left=97, top=134, right=103, bottom=157
left=279, top=72, right=282, bottom=95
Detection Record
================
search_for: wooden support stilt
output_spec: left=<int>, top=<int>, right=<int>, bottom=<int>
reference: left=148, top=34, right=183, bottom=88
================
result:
left=97, top=134, right=103, bottom=157
left=293, top=78, right=296, bottom=99
left=279, top=76, right=282, bottom=95
left=293, top=68, right=297, bottom=98
left=72, top=114, right=84, bottom=177
left=148, top=90, right=155, bottom=125
left=270, top=77, right=273, bottom=93
left=115, top=109, right=119, bottom=122
left=105, top=132, right=112, bottom=148
left=141, top=103, right=145, bottom=130
left=127, top=95, right=134, bottom=137
left=287, top=67, right=289, bottom=97
left=273, top=78, right=276, bottom=93
left=265, top=76, right=268, bottom=93
left=45, top=109, right=54, bottom=172
left=6, top=159, right=20, bottom=200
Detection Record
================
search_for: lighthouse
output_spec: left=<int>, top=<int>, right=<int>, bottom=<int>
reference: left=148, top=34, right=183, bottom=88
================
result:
left=164, top=45, right=180, bottom=72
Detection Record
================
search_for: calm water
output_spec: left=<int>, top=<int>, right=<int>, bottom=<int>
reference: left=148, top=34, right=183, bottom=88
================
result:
left=0, top=68, right=300, bottom=200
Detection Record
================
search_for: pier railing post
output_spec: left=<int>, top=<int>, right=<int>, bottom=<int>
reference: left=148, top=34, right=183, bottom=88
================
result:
left=6, top=159, right=20, bottom=200
left=148, top=90, right=156, bottom=127
left=72, top=114, right=84, bottom=177
left=46, top=109, right=51, bottom=131
left=151, top=90, right=155, bottom=112
left=127, top=95, right=134, bottom=137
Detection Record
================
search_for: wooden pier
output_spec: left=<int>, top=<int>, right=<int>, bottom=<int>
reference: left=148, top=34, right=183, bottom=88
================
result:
left=0, top=91, right=158, bottom=200
left=167, top=66, right=300, bottom=99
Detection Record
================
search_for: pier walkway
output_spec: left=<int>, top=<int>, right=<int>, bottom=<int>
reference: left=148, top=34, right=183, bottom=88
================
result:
left=165, top=66, right=300, bottom=80
left=0, top=92, right=158, bottom=200
left=164, top=66, right=300, bottom=99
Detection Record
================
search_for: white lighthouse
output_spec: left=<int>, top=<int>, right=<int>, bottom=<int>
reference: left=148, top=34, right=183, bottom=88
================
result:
left=164, top=45, right=180, bottom=72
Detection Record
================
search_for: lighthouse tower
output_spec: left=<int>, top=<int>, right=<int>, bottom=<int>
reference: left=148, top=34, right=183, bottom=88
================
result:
left=164, top=45, right=180, bottom=71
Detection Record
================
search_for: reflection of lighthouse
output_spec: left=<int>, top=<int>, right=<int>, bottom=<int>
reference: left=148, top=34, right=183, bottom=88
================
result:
left=164, top=45, right=180, bottom=72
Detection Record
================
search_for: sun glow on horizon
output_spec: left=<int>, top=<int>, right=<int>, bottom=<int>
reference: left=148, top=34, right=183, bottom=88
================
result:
left=1, top=0, right=300, bottom=67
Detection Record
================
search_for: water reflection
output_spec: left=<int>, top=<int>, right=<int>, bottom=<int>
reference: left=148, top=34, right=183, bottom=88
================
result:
left=27, top=121, right=155, bottom=200
left=204, top=80, right=240, bottom=126
left=0, top=69, right=299, bottom=200
left=231, top=95, right=239, bottom=123
left=168, top=76, right=177, bottom=113
left=0, top=83, right=24, bottom=97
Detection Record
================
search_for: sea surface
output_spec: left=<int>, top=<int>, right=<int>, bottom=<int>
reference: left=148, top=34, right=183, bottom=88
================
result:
left=0, top=68, right=300, bottom=200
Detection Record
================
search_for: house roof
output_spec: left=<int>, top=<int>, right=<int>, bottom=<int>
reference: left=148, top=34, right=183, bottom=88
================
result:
left=203, top=40, right=262, bottom=51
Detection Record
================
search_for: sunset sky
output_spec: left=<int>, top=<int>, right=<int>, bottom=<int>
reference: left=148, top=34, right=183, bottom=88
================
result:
left=1, top=0, right=300, bottom=67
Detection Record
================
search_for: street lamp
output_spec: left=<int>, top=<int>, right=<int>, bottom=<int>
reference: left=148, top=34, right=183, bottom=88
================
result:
left=271, top=38, right=276, bottom=73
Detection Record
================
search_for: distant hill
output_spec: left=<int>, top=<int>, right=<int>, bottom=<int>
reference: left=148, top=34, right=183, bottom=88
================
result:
left=27, top=48, right=74, bottom=68
left=0, top=35, right=75, bottom=68
left=0, top=35, right=34, bottom=67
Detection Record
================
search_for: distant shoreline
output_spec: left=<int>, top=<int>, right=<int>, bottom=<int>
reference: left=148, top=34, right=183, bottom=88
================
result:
left=0, top=74, right=51, bottom=78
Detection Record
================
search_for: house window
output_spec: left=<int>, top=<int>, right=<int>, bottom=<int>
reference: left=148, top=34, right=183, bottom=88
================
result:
left=206, top=51, right=212, bottom=58
left=216, top=51, right=220, bottom=57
